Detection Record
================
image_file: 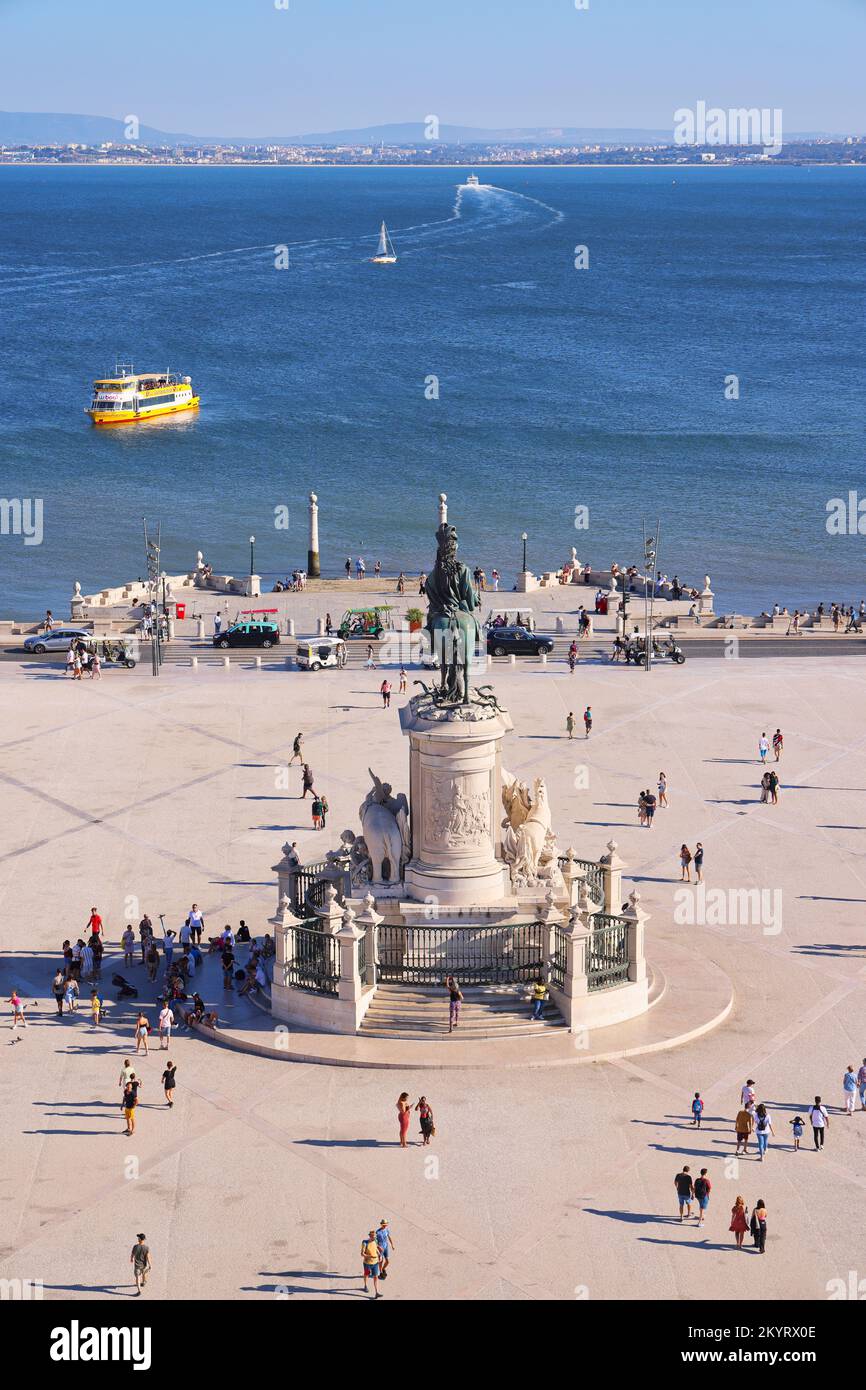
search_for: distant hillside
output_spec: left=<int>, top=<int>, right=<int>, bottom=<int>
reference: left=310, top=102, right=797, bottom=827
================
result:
left=0, top=111, right=843, bottom=148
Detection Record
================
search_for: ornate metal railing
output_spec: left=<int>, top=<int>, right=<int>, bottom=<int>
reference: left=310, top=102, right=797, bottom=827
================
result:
left=550, top=924, right=568, bottom=990
left=568, top=857, right=605, bottom=904
left=289, top=860, right=348, bottom=917
left=587, top=914, right=630, bottom=991
left=280, top=920, right=340, bottom=996
left=377, top=922, right=546, bottom=986
left=357, top=926, right=367, bottom=981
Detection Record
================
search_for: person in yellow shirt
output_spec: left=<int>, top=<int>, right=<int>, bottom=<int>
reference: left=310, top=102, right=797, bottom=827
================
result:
left=90, top=990, right=102, bottom=1028
left=361, top=1230, right=382, bottom=1299
left=531, top=978, right=548, bottom=1021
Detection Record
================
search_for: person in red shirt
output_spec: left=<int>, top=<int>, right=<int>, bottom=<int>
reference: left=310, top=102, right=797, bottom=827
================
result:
left=87, top=908, right=103, bottom=938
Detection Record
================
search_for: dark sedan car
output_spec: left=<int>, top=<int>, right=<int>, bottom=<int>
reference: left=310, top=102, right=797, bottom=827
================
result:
left=486, top=626, right=554, bottom=657
left=213, top=621, right=281, bottom=649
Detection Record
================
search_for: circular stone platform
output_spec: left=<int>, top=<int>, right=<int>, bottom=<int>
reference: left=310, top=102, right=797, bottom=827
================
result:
left=190, top=932, right=733, bottom=1070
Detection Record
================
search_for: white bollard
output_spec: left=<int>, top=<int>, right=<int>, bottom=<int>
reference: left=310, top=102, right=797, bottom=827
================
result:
left=555, top=616, right=564, bottom=634
left=541, top=652, right=548, bottom=665
left=317, top=617, right=326, bottom=636
left=255, top=655, right=262, bottom=669
left=191, top=656, right=198, bottom=669
left=223, top=657, right=231, bottom=670
left=196, top=618, right=205, bottom=639
left=510, top=653, right=516, bottom=666
left=287, top=618, right=295, bottom=637
left=487, top=654, right=492, bottom=669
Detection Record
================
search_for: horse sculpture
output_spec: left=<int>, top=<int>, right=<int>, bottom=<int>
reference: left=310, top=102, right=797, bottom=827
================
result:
left=424, top=521, right=481, bottom=706
left=359, top=769, right=410, bottom=884
left=502, top=773, right=554, bottom=884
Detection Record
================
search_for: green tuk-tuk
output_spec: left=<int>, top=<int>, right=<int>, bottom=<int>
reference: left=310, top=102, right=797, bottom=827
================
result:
left=337, top=606, right=394, bottom=640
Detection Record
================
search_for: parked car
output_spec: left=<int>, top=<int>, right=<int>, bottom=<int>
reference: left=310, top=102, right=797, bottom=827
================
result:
left=486, top=626, right=554, bottom=657
left=24, top=627, right=91, bottom=653
left=213, top=621, right=280, bottom=649
left=295, top=637, right=347, bottom=671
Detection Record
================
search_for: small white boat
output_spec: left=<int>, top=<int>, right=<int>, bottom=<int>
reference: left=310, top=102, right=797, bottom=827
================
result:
left=466, top=174, right=480, bottom=186
left=370, top=221, right=397, bottom=264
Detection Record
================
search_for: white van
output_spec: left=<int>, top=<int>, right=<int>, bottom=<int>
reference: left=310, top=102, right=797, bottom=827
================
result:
left=295, top=637, right=347, bottom=671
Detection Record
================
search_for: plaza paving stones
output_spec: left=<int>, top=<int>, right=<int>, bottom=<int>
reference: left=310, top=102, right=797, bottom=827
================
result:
left=1, top=654, right=865, bottom=1301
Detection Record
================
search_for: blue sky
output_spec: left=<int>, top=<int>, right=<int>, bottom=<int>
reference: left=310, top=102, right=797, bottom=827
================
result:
left=1, top=0, right=864, bottom=135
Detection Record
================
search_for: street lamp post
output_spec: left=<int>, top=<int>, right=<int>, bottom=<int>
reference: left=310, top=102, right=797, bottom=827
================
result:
left=521, top=531, right=528, bottom=575
left=249, top=535, right=256, bottom=577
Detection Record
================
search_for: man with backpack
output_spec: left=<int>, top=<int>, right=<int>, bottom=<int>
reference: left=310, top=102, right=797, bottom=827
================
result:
left=693, top=1169, right=712, bottom=1227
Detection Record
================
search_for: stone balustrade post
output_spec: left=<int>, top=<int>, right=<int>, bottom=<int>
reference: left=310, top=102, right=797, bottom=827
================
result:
left=621, top=889, right=649, bottom=983
left=271, top=841, right=301, bottom=917
left=353, top=891, right=383, bottom=988
left=600, top=839, right=626, bottom=914
left=535, top=887, right=564, bottom=983
left=314, top=883, right=345, bottom=936
left=559, top=846, right=582, bottom=907
left=336, top=904, right=364, bottom=1006
left=564, top=902, right=593, bottom=1004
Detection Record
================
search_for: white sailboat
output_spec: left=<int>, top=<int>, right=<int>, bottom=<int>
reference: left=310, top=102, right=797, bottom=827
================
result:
left=370, top=221, right=397, bottom=264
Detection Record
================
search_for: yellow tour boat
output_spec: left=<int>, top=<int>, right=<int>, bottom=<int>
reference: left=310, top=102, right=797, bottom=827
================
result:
left=87, top=364, right=200, bottom=426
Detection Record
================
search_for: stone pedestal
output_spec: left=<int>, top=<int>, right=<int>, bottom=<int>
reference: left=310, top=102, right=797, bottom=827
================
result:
left=399, top=695, right=514, bottom=906
left=699, top=575, right=714, bottom=618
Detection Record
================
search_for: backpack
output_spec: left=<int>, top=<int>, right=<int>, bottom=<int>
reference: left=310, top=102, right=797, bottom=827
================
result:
left=694, top=1177, right=708, bottom=1200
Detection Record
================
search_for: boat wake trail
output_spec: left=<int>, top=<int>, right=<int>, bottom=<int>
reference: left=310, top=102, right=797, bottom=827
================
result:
left=0, top=182, right=565, bottom=298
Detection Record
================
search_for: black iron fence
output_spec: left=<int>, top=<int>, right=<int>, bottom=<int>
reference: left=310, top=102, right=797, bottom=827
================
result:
left=550, top=924, right=568, bottom=990
left=289, top=861, right=348, bottom=917
left=569, top=857, right=606, bottom=905
left=377, top=922, right=546, bottom=986
left=588, top=913, right=630, bottom=991
left=281, top=920, right=340, bottom=995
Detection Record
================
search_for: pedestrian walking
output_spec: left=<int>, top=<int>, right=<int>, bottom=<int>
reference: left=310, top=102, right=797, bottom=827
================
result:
left=398, top=668, right=407, bottom=694
left=397, top=1092, right=412, bottom=1149
left=530, top=977, right=548, bottom=1020
left=134, top=1011, right=149, bottom=1055
left=638, top=791, right=647, bottom=827
left=444, top=974, right=463, bottom=1033
left=301, top=763, right=315, bottom=798
left=694, top=1169, right=712, bottom=1228
left=754, top=1103, right=775, bottom=1161
left=52, top=969, right=66, bottom=1015
left=130, top=1234, right=151, bottom=1295
left=740, top=1079, right=756, bottom=1108
left=857, top=1058, right=866, bottom=1111
left=772, top=729, right=783, bottom=761
left=8, top=989, right=27, bottom=1030
left=808, top=1096, right=830, bottom=1149
left=735, top=1104, right=754, bottom=1155
left=122, top=926, right=136, bottom=968
left=790, top=1116, right=805, bottom=1151
left=729, top=1197, right=749, bottom=1250
left=122, top=1077, right=140, bottom=1135
left=90, top=650, right=101, bottom=680
left=674, top=1166, right=694, bottom=1221
left=750, top=1199, right=768, bottom=1253
left=119, top=1059, right=135, bottom=1108
left=644, top=789, right=656, bottom=828
left=842, top=1065, right=857, bottom=1115
left=158, top=1004, right=174, bottom=1049
left=188, top=904, right=204, bottom=945
left=583, top=705, right=592, bottom=738
left=693, top=842, right=704, bottom=883
left=365, top=644, right=375, bottom=669
left=361, top=1231, right=383, bottom=1299
left=758, top=732, right=769, bottom=763
left=380, top=679, right=391, bottom=708
left=691, top=1092, right=704, bottom=1128
left=64, top=976, right=79, bottom=1013
left=311, top=795, right=324, bottom=830
left=680, top=844, right=692, bottom=882
left=415, top=1096, right=435, bottom=1145
left=566, top=711, right=575, bottom=739
left=376, top=1220, right=394, bottom=1279
left=658, top=772, right=668, bottom=807
left=289, top=733, right=303, bottom=765
left=162, top=1061, right=177, bottom=1108
left=90, top=990, right=102, bottom=1029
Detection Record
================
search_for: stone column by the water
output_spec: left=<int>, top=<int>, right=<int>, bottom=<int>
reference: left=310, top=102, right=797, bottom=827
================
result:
left=307, top=492, right=320, bottom=578
left=438, top=492, right=448, bottom=526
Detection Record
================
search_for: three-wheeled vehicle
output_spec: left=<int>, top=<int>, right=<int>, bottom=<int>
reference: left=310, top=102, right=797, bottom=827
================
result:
left=623, top=634, right=686, bottom=666
left=85, top=636, right=138, bottom=669
left=295, top=636, right=348, bottom=671
left=337, top=606, right=394, bottom=640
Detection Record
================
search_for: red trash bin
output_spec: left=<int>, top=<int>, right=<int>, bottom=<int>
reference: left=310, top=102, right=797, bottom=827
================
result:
left=175, top=602, right=186, bottom=620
